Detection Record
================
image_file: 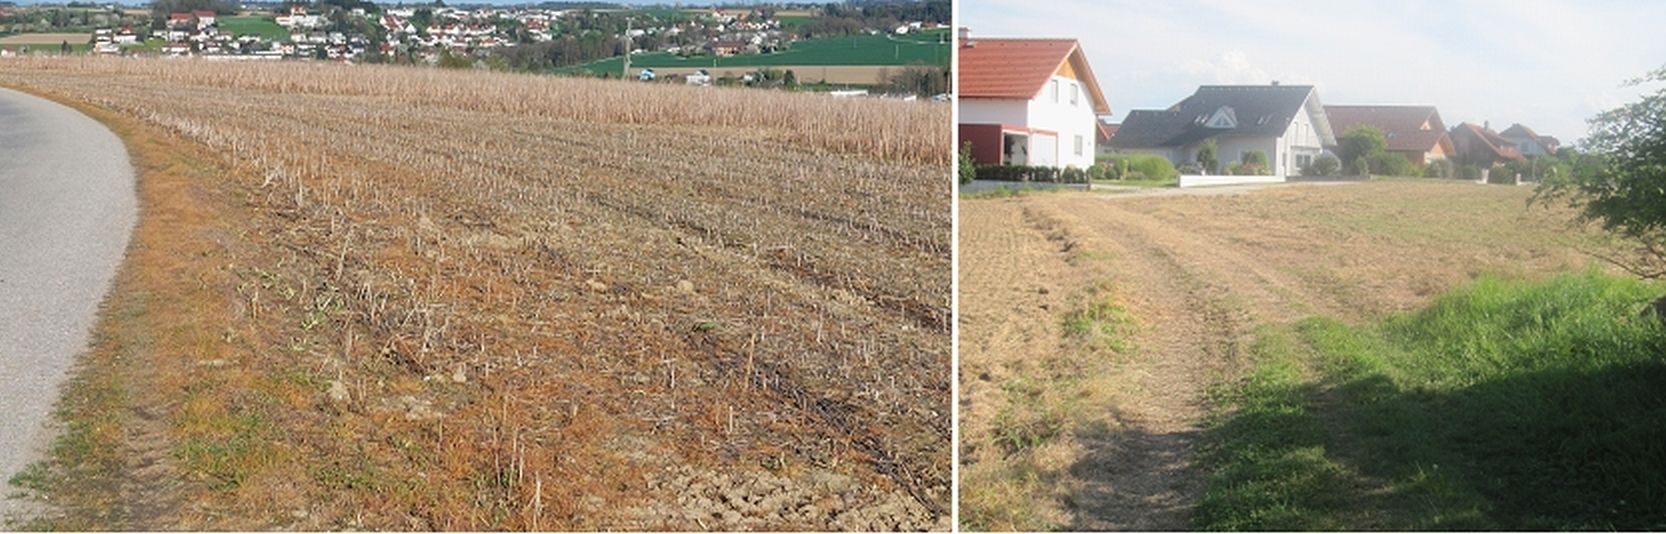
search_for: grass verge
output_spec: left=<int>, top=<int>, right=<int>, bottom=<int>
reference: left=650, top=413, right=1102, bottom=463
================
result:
left=961, top=281, right=1133, bottom=531
left=2, top=89, right=251, bottom=529
left=1197, top=270, right=1666, bottom=530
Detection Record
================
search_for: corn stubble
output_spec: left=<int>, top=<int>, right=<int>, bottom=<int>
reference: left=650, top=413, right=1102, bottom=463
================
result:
left=0, top=57, right=949, bottom=530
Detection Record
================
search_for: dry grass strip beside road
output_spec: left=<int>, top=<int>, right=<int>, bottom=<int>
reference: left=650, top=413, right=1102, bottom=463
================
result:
left=5, top=93, right=248, bottom=529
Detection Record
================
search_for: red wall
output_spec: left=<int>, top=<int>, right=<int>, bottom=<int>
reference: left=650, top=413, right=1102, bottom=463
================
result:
left=959, top=124, right=1005, bottom=166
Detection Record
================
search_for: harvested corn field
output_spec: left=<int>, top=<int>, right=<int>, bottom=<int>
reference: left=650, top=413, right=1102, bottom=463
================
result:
left=0, top=57, right=950, bottom=530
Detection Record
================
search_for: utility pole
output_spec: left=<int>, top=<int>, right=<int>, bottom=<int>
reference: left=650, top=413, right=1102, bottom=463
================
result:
left=622, top=17, right=630, bottom=79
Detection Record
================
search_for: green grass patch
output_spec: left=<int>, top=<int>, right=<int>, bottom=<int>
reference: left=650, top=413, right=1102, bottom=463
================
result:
left=218, top=16, right=288, bottom=40
left=1198, top=271, right=1666, bottom=530
left=558, top=29, right=950, bottom=75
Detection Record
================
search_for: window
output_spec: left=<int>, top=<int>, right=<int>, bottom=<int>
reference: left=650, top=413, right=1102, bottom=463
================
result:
left=1297, top=154, right=1313, bottom=168
left=1074, top=134, right=1083, bottom=156
left=1050, top=79, right=1059, bottom=103
left=1070, top=83, right=1079, bottom=106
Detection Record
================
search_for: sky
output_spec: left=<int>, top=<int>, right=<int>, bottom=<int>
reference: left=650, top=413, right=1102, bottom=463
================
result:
left=960, top=0, right=1666, bottom=143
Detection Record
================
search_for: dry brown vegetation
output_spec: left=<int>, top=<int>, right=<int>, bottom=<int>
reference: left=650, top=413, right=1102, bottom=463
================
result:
left=0, top=56, right=949, bottom=530
left=958, top=181, right=1617, bottom=530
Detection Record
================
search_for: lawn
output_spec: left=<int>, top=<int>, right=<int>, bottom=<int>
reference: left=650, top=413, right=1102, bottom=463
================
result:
left=218, top=16, right=288, bottom=40
left=1197, top=271, right=1666, bottom=530
left=561, top=29, right=951, bottom=75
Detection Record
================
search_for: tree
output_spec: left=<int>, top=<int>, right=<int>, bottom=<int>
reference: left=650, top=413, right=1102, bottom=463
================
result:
left=881, top=63, right=947, bottom=97
left=1337, top=125, right=1388, bottom=165
left=782, top=69, right=797, bottom=88
left=1536, top=66, right=1666, bottom=281
left=1195, top=138, right=1218, bottom=174
left=958, top=141, right=977, bottom=185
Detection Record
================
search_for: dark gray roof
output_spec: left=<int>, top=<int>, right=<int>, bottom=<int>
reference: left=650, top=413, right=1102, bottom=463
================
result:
left=1110, top=85, right=1322, bottom=149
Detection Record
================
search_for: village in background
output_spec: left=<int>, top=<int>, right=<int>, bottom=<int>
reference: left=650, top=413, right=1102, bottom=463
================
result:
left=0, top=0, right=950, bottom=98
left=956, top=27, right=1572, bottom=189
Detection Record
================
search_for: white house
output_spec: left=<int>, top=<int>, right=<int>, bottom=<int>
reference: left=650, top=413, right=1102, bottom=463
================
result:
left=1108, top=84, right=1336, bottom=179
left=957, top=29, right=1110, bottom=169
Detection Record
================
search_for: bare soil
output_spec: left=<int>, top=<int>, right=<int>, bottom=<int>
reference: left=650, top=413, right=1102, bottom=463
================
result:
left=959, top=180, right=1610, bottom=530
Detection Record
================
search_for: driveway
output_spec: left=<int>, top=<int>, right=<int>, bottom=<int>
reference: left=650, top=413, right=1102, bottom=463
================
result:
left=0, top=88, right=136, bottom=519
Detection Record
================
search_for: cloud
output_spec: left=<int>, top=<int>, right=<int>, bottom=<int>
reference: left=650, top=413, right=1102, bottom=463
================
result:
left=1177, top=50, right=1269, bottom=85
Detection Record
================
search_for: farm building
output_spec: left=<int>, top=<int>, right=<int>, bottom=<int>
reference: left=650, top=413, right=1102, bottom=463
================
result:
left=957, top=29, right=1110, bottom=169
left=1324, top=105, right=1455, bottom=165
left=1109, top=84, right=1336, bottom=178
left=1450, top=122, right=1526, bottom=166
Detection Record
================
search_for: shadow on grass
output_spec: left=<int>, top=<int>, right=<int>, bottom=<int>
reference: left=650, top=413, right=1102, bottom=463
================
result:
left=1063, top=416, right=1201, bottom=531
left=1198, top=327, right=1666, bottom=531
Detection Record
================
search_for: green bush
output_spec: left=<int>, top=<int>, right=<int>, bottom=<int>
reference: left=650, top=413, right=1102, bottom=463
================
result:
left=1196, top=138, right=1220, bottom=174
left=1457, top=163, right=1482, bottom=181
left=1098, top=154, right=1179, bottom=180
left=1423, top=158, right=1455, bottom=178
left=1302, top=154, right=1340, bottom=177
left=1240, top=149, right=1268, bottom=167
left=958, top=142, right=977, bottom=185
left=1367, top=152, right=1415, bottom=176
left=1347, top=155, right=1370, bottom=176
left=974, top=165, right=1089, bottom=184
left=1338, top=125, right=1388, bottom=164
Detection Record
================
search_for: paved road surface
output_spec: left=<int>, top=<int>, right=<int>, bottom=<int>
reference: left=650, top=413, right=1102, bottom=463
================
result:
left=0, top=88, right=136, bottom=519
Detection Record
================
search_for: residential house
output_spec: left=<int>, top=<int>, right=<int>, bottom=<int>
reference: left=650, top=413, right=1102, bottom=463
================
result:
left=1498, top=123, right=1559, bottom=157
left=686, top=68, right=712, bottom=86
left=1109, top=84, right=1336, bottom=177
left=1324, top=105, right=1454, bottom=165
left=1095, top=121, right=1118, bottom=155
left=167, top=12, right=194, bottom=30
left=193, top=10, right=216, bottom=29
left=1449, top=122, right=1526, bottom=166
left=957, top=29, right=1111, bottom=169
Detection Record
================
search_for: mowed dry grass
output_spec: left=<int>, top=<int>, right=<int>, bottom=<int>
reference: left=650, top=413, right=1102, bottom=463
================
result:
left=958, top=180, right=1616, bottom=530
left=0, top=57, right=949, bottom=530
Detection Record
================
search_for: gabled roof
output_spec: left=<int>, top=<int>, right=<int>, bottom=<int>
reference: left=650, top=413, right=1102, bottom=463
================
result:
left=1499, top=123, right=1559, bottom=150
left=1324, top=105, right=1451, bottom=153
left=1097, top=122, right=1119, bottom=142
left=958, top=37, right=1110, bottom=113
left=1110, top=85, right=1333, bottom=149
left=1453, top=122, right=1525, bottom=161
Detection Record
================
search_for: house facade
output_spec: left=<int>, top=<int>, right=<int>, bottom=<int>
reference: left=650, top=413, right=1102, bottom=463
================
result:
left=1498, top=123, right=1559, bottom=157
left=957, top=30, right=1110, bottom=169
left=1450, top=122, right=1526, bottom=166
left=1108, top=84, right=1336, bottom=178
left=1324, top=105, right=1454, bottom=166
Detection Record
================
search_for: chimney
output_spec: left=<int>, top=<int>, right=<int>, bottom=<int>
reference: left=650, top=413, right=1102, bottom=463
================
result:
left=959, top=26, right=973, bottom=46
left=1484, top=120, right=1490, bottom=131
left=1271, top=80, right=1280, bottom=86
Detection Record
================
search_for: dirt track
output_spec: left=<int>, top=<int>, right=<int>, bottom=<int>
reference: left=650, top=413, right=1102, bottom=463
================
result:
left=959, top=180, right=1608, bottom=529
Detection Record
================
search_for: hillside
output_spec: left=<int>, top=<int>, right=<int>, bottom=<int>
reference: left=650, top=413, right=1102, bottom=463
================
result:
left=0, top=57, right=950, bottom=530
left=564, top=29, right=951, bottom=77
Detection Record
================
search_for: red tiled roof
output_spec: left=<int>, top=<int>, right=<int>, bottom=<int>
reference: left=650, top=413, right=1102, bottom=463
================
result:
left=1325, top=105, right=1450, bottom=154
left=958, top=37, right=1110, bottom=113
left=1097, top=122, right=1118, bottom=142
left=1456, top=123, right=1525, bottom=161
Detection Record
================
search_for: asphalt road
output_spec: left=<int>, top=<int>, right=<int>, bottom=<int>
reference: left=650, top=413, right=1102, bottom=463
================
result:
left=0, top=88, right=136, bottom=518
